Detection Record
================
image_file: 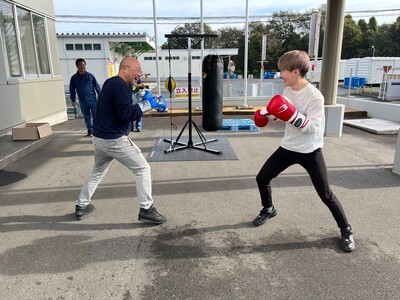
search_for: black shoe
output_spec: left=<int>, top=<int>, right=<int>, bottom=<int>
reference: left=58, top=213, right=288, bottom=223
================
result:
left=138, top=205, right=166, bottom=224
left=75, top=204, right=94, bottom=220
left=340, top=226, right=355, bottom=252
left=85, top=131, right=93, bottom=137
left=253, top=206, right=277, bottom=227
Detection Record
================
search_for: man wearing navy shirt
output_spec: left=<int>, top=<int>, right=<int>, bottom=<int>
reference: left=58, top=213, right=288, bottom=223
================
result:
left=74, top=57, right=166, bottom=224
left=69, top=58, right=101, bottom=137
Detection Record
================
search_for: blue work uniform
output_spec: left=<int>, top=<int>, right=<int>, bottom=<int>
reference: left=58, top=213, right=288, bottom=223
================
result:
left=69, top=71, right=101, bottom=134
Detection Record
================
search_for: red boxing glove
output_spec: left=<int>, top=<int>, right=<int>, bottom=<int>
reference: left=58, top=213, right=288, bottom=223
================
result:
left=253, top=108, right=269, bottom=127
left=267, top=94, right=310, bottom=129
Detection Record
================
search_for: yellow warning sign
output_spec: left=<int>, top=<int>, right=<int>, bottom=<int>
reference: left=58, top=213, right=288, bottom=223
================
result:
left=174, top=87, right=200, bottom=98
left=108, top=63, right=115, bottom=78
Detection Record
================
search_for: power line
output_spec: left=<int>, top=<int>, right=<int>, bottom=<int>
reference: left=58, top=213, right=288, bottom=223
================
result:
left=55, top=9, right=400, bottom=26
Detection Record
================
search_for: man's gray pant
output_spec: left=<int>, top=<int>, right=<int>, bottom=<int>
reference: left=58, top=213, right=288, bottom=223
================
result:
left=76, top=135, right=153, bottom=209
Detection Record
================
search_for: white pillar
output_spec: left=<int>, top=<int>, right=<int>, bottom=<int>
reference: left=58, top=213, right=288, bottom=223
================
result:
left=393, top=130, right=400, bottom=175
left=320, top=0, right=346, bottom=137
left=152, top=0, right=161, bottom=95
left=324, top=104, right=345, bottom=137
left=243, top=0, right=249, bottom=107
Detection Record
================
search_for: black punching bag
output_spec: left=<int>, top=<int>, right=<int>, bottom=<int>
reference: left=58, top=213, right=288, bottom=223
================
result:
left=202, top=55, right=223, bottom=131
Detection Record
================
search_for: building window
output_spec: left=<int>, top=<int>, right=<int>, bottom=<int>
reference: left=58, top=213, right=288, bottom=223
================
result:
left=164, top=56, right=179, bottom=60
left=192, top=56, right=200, bottom=60
left=32, top=14, right=50, bottom=74
left=145, top=56, right=160, bottom=60
left=75, top=44, right=83, bottom=50
left=66, top=43, right=101, bottom=51
left=0, top=1, right=52, bottom=78
left=17, top=7, right=37, bottom=75
left=0, top=1, right=21, bottom=77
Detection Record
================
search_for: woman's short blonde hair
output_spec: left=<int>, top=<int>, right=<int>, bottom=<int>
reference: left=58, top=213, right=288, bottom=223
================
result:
left=278, top=50, right=310, bottom=77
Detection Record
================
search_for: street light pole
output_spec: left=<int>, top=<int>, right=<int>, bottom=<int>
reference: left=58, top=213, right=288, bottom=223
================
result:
left=372, top=46, right=375, bottom=57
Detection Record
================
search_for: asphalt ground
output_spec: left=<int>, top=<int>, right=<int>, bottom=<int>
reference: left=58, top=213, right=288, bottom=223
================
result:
left=0, top=115, right=399, bottom=300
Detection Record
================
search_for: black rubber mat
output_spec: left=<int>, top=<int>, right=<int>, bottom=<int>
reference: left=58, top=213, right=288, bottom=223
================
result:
left=147, top=135, right=238, bottom=162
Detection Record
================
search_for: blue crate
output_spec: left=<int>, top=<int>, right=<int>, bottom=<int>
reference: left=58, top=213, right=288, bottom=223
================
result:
left=351, top=77, right=360, bottom=88
left=344, top=77, right=364, bottom=89
left=221, top=119, right=260, bottom=132
left=343, top=77, right=350, bottom=88
left=264, top=72, right=276, bottom=79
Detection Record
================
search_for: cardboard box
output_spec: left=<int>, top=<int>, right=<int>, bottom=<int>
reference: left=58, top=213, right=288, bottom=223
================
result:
left=12, top=123, right=53, bottom=141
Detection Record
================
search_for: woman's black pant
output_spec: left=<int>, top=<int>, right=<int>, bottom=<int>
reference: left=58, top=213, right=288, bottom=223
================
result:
left=256, top=147, right=349, bottom=229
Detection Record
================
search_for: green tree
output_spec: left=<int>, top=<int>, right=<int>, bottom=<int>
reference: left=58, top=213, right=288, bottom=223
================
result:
left=161, top=23, right=216, bottom=49
left=215, top=27, right=244, bottom=48
left=391, top=17, right=400, bottom=56
left=357, top=18, right=377, bottom=57
left=265, top=11, right=310, bottom=71
left=160, top=9, right=400, bottom=73
left=368, top=17, right=378, bottom=32
left=374, top=24, right=391, bottom=57
left=375, top=17, right=400, bottom=57
left=341, top=14, right=363, bottom=58
left=215, top=27, right=244, bottom=73
left=247, top=22, right=269, bottom=77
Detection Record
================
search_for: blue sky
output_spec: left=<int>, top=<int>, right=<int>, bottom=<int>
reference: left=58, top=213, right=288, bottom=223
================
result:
left=53, top=0, right=400, bottom=46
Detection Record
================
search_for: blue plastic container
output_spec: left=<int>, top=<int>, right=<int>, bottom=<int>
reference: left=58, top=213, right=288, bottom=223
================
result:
left=264, top=72, right=276, bottom=79
left=343, top=77, right=350, bottom=88
left=359, top=77, right=366, bottom=87
left=351, top=77, right=360, bottom=88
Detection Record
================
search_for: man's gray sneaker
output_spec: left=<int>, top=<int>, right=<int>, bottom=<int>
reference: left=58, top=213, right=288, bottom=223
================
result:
left=75, top=204, right=94, bottom=220
left=138, top=205, right=166, bottom=224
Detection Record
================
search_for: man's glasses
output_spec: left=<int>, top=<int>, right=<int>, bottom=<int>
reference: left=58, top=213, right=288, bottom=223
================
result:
left=123, top=65, right=142, bottom=73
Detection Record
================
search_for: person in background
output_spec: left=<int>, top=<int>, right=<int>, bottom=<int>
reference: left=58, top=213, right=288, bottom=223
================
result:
left=130, top=78, right=145, bottom=132
left=69, top=58, right=101, bottom=137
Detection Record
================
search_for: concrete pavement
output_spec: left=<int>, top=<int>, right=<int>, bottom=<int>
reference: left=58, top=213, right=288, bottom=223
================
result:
left=0, top=116, right=399, bottom=300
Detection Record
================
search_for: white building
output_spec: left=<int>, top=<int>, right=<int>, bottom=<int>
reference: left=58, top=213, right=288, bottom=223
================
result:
left=137, top=48, right=239, bottom=81
left=309, top=57, right=400, bottom=84
left=0, top=0, right=66, bottom=136
left=56, top=32, right=155, bottom=89
left=56, top=31, right=238, bottom=86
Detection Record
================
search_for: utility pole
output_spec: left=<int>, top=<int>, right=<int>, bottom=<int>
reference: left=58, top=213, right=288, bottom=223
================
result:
left=308, top=10, right=321, bottom=85
left=260, top=34, right=267, bottom=87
